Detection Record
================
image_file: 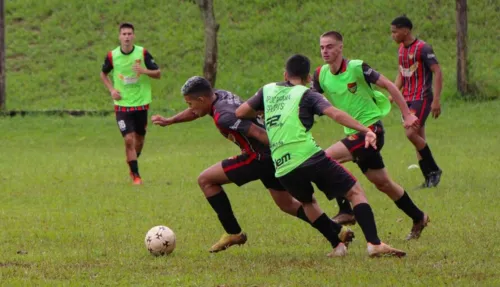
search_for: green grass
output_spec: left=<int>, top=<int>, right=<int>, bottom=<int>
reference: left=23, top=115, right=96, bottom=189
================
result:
left=4, top=0, right=500, bottom=111
left=1, top=100, right=499, bottom=286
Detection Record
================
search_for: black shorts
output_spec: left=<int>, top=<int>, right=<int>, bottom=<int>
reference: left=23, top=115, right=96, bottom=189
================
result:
left=115, top=110, right=148, bottom=137
left=341, top=121, right=385, bottom=173
left=407, top=98, right=432, bottom=126
left=222, top=153, right=285, bottom=191
left=277, top=151, right=357, bottom=203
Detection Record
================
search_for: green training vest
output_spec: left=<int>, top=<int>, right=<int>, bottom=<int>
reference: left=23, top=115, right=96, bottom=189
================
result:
left=111, top=45, right=152, bottom=107
left=263, top=83, right=322, bottom=177
left=318, top=60, right=391, bottom=135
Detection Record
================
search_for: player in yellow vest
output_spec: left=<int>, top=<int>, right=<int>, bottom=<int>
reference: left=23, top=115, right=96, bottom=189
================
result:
left=312, top=31, right=429, bottom=240
left=100, top=22, right=161, bottom=185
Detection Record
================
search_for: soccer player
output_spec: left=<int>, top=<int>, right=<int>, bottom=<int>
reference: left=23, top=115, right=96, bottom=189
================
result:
left=312, top=31, right=429, bottom=240
left=100, top=22, right=161, bottom=185
left=151, top=76, right=347, bottom=253
left=236, top=54, right=406, bottom=258
left=391, top=15, right=443, bottom=188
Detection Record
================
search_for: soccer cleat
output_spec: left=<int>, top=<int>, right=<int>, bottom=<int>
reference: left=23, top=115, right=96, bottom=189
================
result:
left=417, top=178, right=430, bottom=189
left=367, top=242, right=406, bottom=258
left=209, top=232, right=247, bottom=253
left=327, top=243, right=347, bottom=258
left=338, top=226, right=355, bottom=247
left=131, top=173, right=143, bottom=185
left=406, top=213, right=430, bottom=240
left=427, top=170, right=442, bottom=187
left=332, top=213, right=356, bottom=226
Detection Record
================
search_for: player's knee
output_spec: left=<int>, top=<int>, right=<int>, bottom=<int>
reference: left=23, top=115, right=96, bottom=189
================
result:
left=272, top=193, right=297, bottom=214
left=405, top=127, right=418, bottom=139
left=124, top=134, right=135, bottom=148
left=374, top=180, right=392, bottom=193
left=135, top=135, right=145, bottom=145
left=345, top=183, right=367, bottom=203
left=369, top=175, right=391, bottom=192
left=197, top=172, right=210, bottom=189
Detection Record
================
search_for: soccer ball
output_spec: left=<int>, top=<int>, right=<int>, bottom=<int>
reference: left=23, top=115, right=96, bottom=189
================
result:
left=144, top=225, right=176, bottom=256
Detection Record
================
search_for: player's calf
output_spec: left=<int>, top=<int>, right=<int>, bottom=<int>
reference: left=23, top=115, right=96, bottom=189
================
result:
left=345, top=184, right=407, bottom=257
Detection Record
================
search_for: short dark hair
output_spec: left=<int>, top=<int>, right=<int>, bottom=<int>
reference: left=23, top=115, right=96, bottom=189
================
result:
left=320, top=31, right=343, bottom=42
left=285, top=54, right=311, bottom=81
left=391, top=16, right=413, bottom=30
left=181, top=76, right=213, bottom=97
left=119, top=22, right=135, bottom=32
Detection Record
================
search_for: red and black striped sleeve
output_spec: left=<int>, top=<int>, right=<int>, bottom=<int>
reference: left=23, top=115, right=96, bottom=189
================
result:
left=420, top=44, right=439, bottom=67
left=215, top=112, right=253, bottom=135
left=101, top=51, right=113, bottom=74
left=143, top=49, right=159, bottom=70
left=310, top=66, right=324, bottom=93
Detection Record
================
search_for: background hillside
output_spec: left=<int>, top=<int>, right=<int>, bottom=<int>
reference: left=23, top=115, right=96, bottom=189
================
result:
left=5, top=0, right=500, bottom=111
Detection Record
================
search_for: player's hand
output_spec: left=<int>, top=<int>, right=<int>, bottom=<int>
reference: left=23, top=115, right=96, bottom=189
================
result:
left=151, top=115, right=174, bottom=126
left=431, top=100, right=441, bottom=119
left=403, top=113, right=420, bottom=129
left=364, top=131, right=377, bottom=150
left=110, top=89, right=121, bottom=100
left=132, top=64, right=146, bottom=75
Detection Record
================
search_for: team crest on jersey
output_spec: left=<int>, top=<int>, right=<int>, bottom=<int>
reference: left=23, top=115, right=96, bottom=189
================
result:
left=348, top=134, right=359, bottom=141
left=347, top=82, right=357, bottom=93
left=409, top=54, right=414, bottom=60
left=399, top=62, right=419, bottom=77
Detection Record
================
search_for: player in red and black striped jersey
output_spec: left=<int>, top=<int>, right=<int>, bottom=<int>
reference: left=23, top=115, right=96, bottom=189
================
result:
left=151, top=76, right=319, bottom=253
left=391, top=16, right=443, bottom=188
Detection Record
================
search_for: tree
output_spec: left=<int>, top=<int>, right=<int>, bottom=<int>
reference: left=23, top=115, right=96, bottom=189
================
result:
left=0, top=0, right=5, bottom=110
left=196, top=0, right=219, bottom=87
left=456, top=0, right=468, bottom=97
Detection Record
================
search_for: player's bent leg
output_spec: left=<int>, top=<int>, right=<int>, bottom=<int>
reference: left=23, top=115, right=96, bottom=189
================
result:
left=364, top=168, right=404, bottom=200
left=409, top=126, right=442, bottom=188
left=405, top=126, right=427, bottom=152
left=124, top=133, right=137, bottom=161
left=278, top=170, right=352, bottom=257
left=134, top=133, right=145, bottom=158
left=325, top=141, right=355, bottom=223
left=198, top=162, right=247, bottom=253
left=302, top=200, right=350, bottom=257
left=325, top=141, right=353, bottom=163
left=124, top=133, right=142, bottom=184
left=268, top=189, right=307, bottom=220
left=344, top=183, right=406, bottom=257
left=364, top=168, right=429, bottom=240
left=197, top=162, right=232, bottom=197
left=133, top=110, right=148, bottom=158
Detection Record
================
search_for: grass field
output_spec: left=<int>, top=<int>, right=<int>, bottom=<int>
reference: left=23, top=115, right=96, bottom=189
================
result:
left=4, top=0, right=500, bottom=111
left=2, top=0, right=500, bottom=285
left=1, top=100, right=499, bottom=286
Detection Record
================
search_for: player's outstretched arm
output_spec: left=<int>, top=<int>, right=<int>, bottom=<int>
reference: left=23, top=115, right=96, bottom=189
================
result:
left=322, top=106, right=377, bottom=149
left=395, top=73, right=403, bottom=90
left=246, top=123, right=269, bottom=146
left=151, top=109, right=199, bottom=127
left=375, top=74, right=418, bottom=129
left=236, top=88, right=264, bottom=119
